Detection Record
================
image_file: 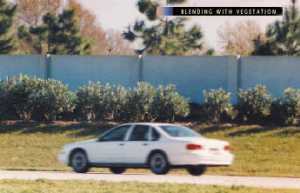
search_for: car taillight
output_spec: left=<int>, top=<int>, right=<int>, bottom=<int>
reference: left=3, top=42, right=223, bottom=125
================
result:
left=224, top=145, right=231, bottom=151
left=186, top=144, right=203, bottom=150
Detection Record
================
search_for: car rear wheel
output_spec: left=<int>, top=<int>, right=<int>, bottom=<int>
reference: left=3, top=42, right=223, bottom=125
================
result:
left=149, top=152, right=170, bottom=175
left=109, top=167, right=126, bottom=174
left=70, top=150, right=89, bottom=173
left=186, top=165, right=207, bottom=176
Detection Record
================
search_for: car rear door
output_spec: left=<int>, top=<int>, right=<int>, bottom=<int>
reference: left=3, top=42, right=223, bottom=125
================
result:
left=123, top=125, right=152, bottom=164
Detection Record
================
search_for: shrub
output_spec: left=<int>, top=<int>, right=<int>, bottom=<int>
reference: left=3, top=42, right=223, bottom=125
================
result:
left=271, top=88, right=300, bottom=125
left=126, top=82, right=156, bottom=121
left=30, top=79, right=76, bottom=121
left=76, top=82, right=130, bottom=121
left=106, top=85, right=130, bottom=121
left=0, top=78, right=19, bottom=120
left=202, top=88, right=234, bottom=123
left=0, top=75, right=75, bottom=121
left=2, top=75, right=40, bottom=121
left=237, top=85, right=272, bottom=122
left=75, top=82, right=108, bottom=121
left=152, top=85, right=190, bottom=121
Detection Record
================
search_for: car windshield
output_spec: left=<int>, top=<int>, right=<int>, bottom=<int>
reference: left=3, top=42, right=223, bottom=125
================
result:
left=160, top=125, right=200, bottom=137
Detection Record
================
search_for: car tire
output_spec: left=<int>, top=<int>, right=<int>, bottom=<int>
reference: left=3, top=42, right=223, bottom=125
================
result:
left=186, top=165, right=207, bottom=176
left=70, top=150, right=90, bottom=173
left=148, top=152, right=170, bottom=175
left=109, top=167, right=127, bottom=174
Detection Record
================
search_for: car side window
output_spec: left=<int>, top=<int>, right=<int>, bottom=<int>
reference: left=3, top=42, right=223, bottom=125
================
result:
left=151, top=128, right=161, bottom=141
left=129, top=125, right=150, bottom=141
left=99, top=125, right=131, bottom=142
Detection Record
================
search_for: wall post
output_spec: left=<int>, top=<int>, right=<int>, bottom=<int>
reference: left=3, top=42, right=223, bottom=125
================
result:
left=45, top=54, right=52, bottom=79
left=227, top=56, right=240, bottom=103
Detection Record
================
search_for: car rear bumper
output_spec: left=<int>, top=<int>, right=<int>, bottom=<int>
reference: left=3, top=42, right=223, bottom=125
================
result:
left=194, top=154, right=234, bottom=166
left=170, top=151, right=234, bottom=166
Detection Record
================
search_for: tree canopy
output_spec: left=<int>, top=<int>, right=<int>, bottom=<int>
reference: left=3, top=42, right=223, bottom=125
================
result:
left=123, top=0, right=204, bottom=55
left=0, top=0, right=17, bottom=54
left=18, top=9, right=91, bottom=55
left=253, top=0, right=300, bottom=56
left=16, top=0, right=61, bottom=26
left=218, top=20, right=263, bottom=56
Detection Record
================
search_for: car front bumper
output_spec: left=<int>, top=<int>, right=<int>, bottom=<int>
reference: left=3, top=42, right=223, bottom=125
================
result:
left=58, top=151, right=69, bottom=165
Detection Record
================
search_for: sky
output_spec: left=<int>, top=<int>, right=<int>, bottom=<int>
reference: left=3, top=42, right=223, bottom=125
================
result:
left=78, top=0, right=291, bottom=51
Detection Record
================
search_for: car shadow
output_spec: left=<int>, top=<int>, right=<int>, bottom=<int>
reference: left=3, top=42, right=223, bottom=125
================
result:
left=87, top=172, right=149, bottom=175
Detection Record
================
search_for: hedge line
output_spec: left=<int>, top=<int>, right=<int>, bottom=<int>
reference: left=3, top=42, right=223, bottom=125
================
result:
left=0, top=75, right=189, bottom=122
left=203, top=85, right=300, bottom=125
left=1, top=75, right=300, bottom=125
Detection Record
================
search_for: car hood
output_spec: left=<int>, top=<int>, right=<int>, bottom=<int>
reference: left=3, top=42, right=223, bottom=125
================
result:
left=64, top=139, right=97, bottom=149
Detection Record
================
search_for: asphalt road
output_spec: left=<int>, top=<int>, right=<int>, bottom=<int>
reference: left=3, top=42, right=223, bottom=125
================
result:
left=0, top=170, right=299, bottom=189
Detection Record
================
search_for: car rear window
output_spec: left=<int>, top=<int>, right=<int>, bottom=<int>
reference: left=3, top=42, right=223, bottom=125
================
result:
left=151, top=128, right=160, bottom=141
left=160, top=125, right=200, bottom=137
left=129, top=125, right=150, bottom=141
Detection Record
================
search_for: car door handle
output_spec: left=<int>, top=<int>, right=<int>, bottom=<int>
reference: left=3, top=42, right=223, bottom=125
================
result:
left=119, top=143, right=125, bottom=146
left=143, top=143, right=149, bottom=146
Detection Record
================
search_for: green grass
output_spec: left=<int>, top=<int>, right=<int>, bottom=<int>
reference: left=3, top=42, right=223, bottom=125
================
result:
left=0, top=121, right=300, bottom=177
left=0, top=180, right=298, bottom=193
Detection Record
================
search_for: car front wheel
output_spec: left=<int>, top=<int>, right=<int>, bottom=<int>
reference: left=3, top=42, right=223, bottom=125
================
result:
left=149, top=152, right=170, bottom=175
left=70, top=150, right=89, bottom=173
left=109, top=167, right=126, bottom=174
left=186, top=165, right=207, bottom=176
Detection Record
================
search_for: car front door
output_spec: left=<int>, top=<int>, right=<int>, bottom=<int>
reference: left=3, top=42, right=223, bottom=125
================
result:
left=123, top=125, right=152, bottom=164
left=87, top=125, right=132, bottom=164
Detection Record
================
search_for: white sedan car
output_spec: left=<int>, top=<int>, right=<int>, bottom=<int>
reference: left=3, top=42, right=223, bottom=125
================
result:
left=58, top=123, right=234, bottom=175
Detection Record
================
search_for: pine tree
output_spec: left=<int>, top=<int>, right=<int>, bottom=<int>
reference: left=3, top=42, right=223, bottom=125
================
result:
left=0, top=0, right=16, bottom=54
left=18, top=9, right=90, bottom=55
left=123, top=0, right=204, bottom=55
left=253, top=0, right=300, bottom=55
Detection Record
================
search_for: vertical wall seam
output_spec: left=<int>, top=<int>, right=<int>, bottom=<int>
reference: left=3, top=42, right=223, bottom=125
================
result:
left=237, top=56, right=242, bottom=91
left=41, top=55, right=47, bottom=79
left=227, top=56, right=240, bottom=104
left=226, top=57, right=229, bottom=91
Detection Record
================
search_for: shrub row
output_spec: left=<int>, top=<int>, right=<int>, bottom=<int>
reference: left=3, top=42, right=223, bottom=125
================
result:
left=0, top=76, right=190, bottom=122
left=2, top=75, right=300, bottom=125
left=203, top=85, right=300, bottom=125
